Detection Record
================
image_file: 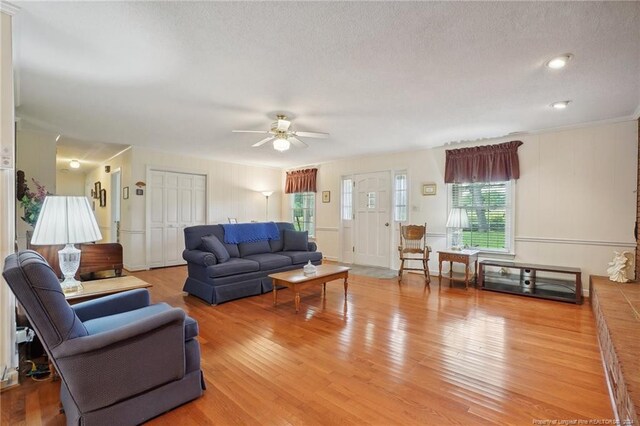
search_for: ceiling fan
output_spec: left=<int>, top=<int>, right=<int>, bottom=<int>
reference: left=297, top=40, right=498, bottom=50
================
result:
left=233, top=115, right=329, bottom=152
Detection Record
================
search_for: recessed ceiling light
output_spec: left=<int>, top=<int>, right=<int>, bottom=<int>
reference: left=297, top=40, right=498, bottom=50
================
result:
left=551, top=101, right=571, bottom=109
left=69, top=159, right=80, bottom=169
left=546, top=54, right=573, bottom=69
left=55, top=134, right=62, bottom=142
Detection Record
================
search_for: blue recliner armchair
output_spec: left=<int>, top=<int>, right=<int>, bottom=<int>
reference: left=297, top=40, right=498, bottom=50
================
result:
left=2, top=251, right=205, bottom=426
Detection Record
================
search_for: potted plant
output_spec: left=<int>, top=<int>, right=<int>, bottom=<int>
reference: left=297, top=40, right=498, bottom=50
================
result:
left=16, top=171, right=51, bottom=246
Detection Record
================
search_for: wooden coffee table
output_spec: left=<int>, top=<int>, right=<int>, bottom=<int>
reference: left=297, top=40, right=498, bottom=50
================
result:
left=270, top=264, right=350, bottom=313
left=64, top=275, right=152, bottom=304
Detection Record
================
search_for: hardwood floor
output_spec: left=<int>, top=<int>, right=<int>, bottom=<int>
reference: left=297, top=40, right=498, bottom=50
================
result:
left=1, top=267, right=612, bottom=425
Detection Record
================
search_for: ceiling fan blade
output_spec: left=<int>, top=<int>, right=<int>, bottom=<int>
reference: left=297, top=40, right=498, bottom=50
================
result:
left=277, top=119, right=291, bottom=131
left=232, top=130, right=270, bottom=134
left=288, top=137, right=308, bottom=148
left=294, top=131, right=329, bottom=139
left=252, top=137, right=275, bottom=147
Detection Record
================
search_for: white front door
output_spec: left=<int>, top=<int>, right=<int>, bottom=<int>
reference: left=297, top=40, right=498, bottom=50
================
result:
left=354, top=171, right=391, bottom=268
left=148, top=170, right=207, bottom=268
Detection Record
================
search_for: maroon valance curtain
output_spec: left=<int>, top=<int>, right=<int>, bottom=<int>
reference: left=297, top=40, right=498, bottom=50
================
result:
left=285, top=168, right=317, bottom=193
left=444, top=140, right=523, bottom=183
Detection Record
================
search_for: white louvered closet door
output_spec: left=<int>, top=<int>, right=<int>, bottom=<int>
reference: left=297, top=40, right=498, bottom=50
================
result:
left=148, top=170, right=207, bottom=268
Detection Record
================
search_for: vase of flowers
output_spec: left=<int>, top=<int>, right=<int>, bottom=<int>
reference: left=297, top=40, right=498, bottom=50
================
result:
left=17, top=170, right=51, bottom=229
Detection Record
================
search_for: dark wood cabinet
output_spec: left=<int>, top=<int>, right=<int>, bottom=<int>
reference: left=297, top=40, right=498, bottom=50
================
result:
left=478, top=260, right=582, bottom=304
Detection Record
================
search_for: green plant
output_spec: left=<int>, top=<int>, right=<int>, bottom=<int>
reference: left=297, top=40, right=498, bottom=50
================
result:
left=16, top=171, right=51, bottom=227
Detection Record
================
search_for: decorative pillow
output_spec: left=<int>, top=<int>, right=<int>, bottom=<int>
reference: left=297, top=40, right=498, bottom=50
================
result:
left=201, top=234, right=230, bottom=263
left=283, top=230, right=308, bottom=252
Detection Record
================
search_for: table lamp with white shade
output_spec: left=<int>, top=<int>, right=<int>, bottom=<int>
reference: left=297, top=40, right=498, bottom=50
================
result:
left=30, top=196, right=102, bottom=292
left=446, top=207, right=469, bottom=251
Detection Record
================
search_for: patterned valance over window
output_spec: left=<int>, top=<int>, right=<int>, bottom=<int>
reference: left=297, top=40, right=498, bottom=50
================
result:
left=444, top=140, right=523, bottom=183
left=285, top=168, right=318, bottom=193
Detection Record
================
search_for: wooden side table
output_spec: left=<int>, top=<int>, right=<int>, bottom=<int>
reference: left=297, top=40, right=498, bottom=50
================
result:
left=64, top=275, right=152, bottom=304
left=437, top=249, right=480, bottom=290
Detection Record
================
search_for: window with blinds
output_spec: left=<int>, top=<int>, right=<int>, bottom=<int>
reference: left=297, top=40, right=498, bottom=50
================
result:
left=448, top=181, right=513, bottom=252
left=394, top=173, right=408, bottom=222
left=291, top=192, right=315, bottom=237
left=342, top=178, right=353, bottom=220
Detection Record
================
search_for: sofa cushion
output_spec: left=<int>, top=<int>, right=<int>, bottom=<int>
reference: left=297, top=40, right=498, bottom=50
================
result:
left=243, top=253, right=292, bottom=270
left=279, top=251, right=323, bottom=265
left=283, top=230, right=308, bottom=252
left=201, top=235, right=230, bottom=263
left=269, top=229, right=285, bottom=252
left=83, top=303, right=199, bottom=341
left=238, top=240, right=271, bottom=257
left=207, top=258, right=260, bottom=278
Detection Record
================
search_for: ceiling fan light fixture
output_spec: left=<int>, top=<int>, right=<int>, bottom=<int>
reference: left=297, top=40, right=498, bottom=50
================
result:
left=273, top=138, right=290, bottom=152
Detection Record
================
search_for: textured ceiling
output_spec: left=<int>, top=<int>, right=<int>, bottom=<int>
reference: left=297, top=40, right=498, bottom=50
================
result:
left=12, top=1, right=640, bottom=168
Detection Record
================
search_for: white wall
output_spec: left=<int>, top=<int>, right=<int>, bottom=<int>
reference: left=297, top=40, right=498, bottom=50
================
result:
left=301, top=120, right=638, bottom=293
left=0, top=9, right=18, bottom=389
left=15, top=128, right=57, bottom=249
left=56, top=169, right=86, bottom=195
left=86, top=146, right=283, bottom=271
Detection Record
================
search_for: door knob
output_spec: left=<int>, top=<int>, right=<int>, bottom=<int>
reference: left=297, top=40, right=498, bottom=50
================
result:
left=385, top=222, right=389, bottom=227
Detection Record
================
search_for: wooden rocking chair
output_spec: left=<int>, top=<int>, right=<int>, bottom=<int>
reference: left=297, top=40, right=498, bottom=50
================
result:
left=398, top=223, right=431, bottom=283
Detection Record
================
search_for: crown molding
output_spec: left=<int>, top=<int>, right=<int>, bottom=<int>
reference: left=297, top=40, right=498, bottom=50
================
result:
left=0, top=2, right=20, bottom=16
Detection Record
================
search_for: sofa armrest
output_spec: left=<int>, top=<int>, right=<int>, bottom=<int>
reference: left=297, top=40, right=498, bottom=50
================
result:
left=52, top=308, right=186, bottom=412
left=308, top=241, right=317, bottom=252
left=183, top=249, right=216, bottom=266
left=72, top=288, right=151, bottom=322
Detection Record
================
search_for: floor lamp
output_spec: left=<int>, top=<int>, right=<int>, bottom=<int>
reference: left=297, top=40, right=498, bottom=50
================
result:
left=30, top=196, right=102, bottom=292
left=261, top=191, right=273, bottom=221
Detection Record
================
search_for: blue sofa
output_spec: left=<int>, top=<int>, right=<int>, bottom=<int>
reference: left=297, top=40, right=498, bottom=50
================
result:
left=182, top=222, right=322, bottom=305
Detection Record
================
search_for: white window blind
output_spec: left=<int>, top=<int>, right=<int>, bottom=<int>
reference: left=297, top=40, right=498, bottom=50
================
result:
left=448, top=181, right=513, bottom=252
left=394, top=173, right=408, bottom=222
left=342, top=178, right=353, bottom=220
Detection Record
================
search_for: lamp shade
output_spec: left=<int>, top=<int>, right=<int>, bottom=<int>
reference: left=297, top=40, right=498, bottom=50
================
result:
left=261, top=191, right=273, bottom=197
left=31, top=196, right=102, bottom=245
left=446, top=207, right=469, bottom=229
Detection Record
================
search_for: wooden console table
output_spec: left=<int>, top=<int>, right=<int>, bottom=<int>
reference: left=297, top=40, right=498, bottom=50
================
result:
left=437, top=249, right=480, bottom=290
left=590, top=275, right=640, bottom=425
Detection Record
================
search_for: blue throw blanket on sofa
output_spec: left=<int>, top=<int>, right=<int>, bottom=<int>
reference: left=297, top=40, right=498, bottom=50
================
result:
left=221, top=222, right=280, bottom=244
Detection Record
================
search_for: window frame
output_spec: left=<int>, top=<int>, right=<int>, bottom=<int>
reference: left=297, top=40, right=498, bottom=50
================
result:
left=393, top=171, right=408, bottom=222
left=446, top=180, right=515, bottom=254
left=290, top=191, right=316, bottom=237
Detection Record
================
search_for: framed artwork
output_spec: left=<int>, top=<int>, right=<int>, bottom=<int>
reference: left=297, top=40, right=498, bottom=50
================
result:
left=99, top=188, right=107, bottom=207
left=422, top=183, right=437, bottom=196
left=90, top=189, right=95, bottom=198
left=322, top=191, right=330, bottom=203
left=94, top=182, right=101, bottom=199
left=123, top=186, right=129, bottom=199
left=136, top=188, right=144, bottom=196
left=92, top=201, right=95, bottom=211
left=228, top=217, right=237, bottom=224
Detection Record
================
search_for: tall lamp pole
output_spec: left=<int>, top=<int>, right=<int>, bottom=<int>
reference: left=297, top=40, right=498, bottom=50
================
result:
left=261, top=191, right=273, bottom=221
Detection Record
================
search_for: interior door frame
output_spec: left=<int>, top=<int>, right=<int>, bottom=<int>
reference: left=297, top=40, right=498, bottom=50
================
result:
left=344, top=169, right=394, bottom=268
left=110, top=168, right=121, bottom=243
left=145, top=165, right=208, bottom=269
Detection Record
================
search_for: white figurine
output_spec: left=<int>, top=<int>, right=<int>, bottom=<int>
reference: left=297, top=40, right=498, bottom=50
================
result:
left=607, top=251, right=630, bottom=283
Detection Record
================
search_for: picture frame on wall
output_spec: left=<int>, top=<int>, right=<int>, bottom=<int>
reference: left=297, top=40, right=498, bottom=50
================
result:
left=91, top=189, right=95, bottom=198
left=94, top=182, right=101, bottom=199
left=322, top=191, right=330, bottom=203
left=422, top=183, right=437, bottom=196
left=123, top=186, right=129, bottom=199
left=99, top=188, right=107, bottom=207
